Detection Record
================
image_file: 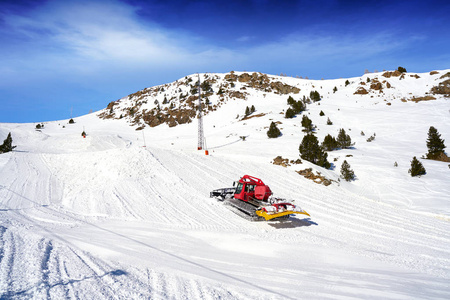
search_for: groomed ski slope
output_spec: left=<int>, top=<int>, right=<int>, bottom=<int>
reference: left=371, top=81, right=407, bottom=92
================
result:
left=1, top=70, right=450, bottom=299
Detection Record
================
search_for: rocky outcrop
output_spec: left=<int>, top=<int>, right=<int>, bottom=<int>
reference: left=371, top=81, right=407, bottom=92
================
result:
left=370, top=80, right=383, bottom=91
left=354, top=87, right=369, bottom=95
left=410, top=96, right=437, bottom=102
left=270, top=81, right=301, bottom=94
left=226, top=72, right=300, bottom=94
left=382, top=70, right=402, bottom=78
left=430, top=79, right=450, bottom=97
left=272, top=156, right=302, bottom=167
left=296, top=168, right=332, bottom=186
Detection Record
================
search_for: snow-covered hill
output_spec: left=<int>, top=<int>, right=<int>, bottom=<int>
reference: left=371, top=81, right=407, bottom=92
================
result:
left=0, top=69, right=449, bottom=299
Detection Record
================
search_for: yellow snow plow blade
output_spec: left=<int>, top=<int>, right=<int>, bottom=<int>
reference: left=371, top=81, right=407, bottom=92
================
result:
left=255, top=209, right=310, bottom=221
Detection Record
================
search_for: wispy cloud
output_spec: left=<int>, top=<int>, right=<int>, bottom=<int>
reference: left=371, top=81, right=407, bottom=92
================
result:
left=0, top=0, right=418, bottom=87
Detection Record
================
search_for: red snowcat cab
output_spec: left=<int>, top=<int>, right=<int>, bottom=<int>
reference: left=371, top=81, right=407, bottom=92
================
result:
left=210, top=175, right=310, bottom=221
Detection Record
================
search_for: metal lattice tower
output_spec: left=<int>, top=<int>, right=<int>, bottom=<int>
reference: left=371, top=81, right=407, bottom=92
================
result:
left=197, top=74, right=204, bottom=150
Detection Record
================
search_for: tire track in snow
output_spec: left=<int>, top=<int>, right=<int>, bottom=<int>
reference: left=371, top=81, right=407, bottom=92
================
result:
left=130, top=148, right=239, bottom=230
left=0, top=226, right=5, bottom=266
left=0, top=153, right=57, bottom=210
left=37, top=239, right=53, bottom=299
left=0, top=229, right=16, bottom=298
left=141, top=148, right=253, bottom=231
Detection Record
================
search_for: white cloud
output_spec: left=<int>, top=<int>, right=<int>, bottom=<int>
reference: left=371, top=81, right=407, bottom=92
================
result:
left=1, top=0, right=237, bottom=77
left=249, top=31, right=407, bottom=62
left=0, top=0, right=417, bottom=85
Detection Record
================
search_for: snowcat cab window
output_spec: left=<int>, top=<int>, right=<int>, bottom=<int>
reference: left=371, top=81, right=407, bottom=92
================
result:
left=235, top=182, right=243, bottom=194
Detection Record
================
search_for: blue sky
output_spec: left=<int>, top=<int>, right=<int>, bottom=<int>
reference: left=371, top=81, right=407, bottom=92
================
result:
left=1, top=0, right=449, bottom=123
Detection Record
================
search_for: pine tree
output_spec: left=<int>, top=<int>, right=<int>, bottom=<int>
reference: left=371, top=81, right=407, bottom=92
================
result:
left=337, top=128, right=353, bottom=149
left=267, top=122, right=281, bottom=138
left=0, top=132, right=16, bottom=153
left=333, top=86, right=337, bottom=93
left=286, top=96, right=305, bottom=116
left=292, top=100, right=305, bottom=114
left=340, top=160, right=355, bottom=181
left=301, top=115, right=314, bottom=132
left=322, top=134, right=338, bottom=151
left=285, top=108, right=296, bottom=118
left=287, top=96, right=295, bottom=106
left=326, top=117, right=333, bottom=125
left=409, top=156, right=426, bottom=177
left=345, top=80, right=350, bottom=86
left=319, top=110, right=325, bottom=116
left=310, top=90, right=321, bottom=102
left=426, top=126, right=446, bottom=159
left=245, top=106, right=250, bottom=116
left=299, top=133, right=330, bottom=168
left=251, top=105, right=255, bottom=113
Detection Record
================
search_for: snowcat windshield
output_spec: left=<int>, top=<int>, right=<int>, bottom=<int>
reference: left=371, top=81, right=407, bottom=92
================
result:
left=235, top=183, right=243, bottom=194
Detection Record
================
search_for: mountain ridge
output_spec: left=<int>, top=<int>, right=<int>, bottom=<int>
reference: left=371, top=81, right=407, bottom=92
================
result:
left=97, top=69, right=450, bottom=130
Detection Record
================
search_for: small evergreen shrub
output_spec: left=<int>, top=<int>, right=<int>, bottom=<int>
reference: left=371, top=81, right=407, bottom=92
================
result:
left=345, top=80, right=350, bottom=86
left=326, top=117, right=333, bottom=125
left=426, top=126, right=446, bottom=159
left=69, top=118, right=75, bottom=124
left=285, top=108, right=296, bottom=119
left=267, top=122, right=281, bottom=138
left=299, top=133, right=330, bottom=169
left=286, top=96, right=305, bottom=117
left=287, top=96, right=295, bottom=106
left=322, top=134, right=339, bottom=151
left=0, top=132, right=16, bottom=153
left=366, top=135, right=375, bottom=142
left=310, top=90, right=321, bottom=102
left=301, top=115, right=314, bottom=133
left=397, top=66, right=407, bottom=73
left=333, top=86, right=337, bottom=93
left=409, top=157, right=426, bottom=177
left=319, top=110, right=325, bottom=116
left=340, top=160, right=355, bottom=181
left=337, top=128, right=353, bottom=149
left=292, top=101, right=305, bottom=114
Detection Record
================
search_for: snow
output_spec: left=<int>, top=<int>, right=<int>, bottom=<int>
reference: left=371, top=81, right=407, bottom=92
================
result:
left=1, top=70, right=450, bottom=299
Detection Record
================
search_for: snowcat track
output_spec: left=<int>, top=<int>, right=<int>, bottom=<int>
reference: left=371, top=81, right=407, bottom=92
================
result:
left=225, top=198, right=265, bottom=221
